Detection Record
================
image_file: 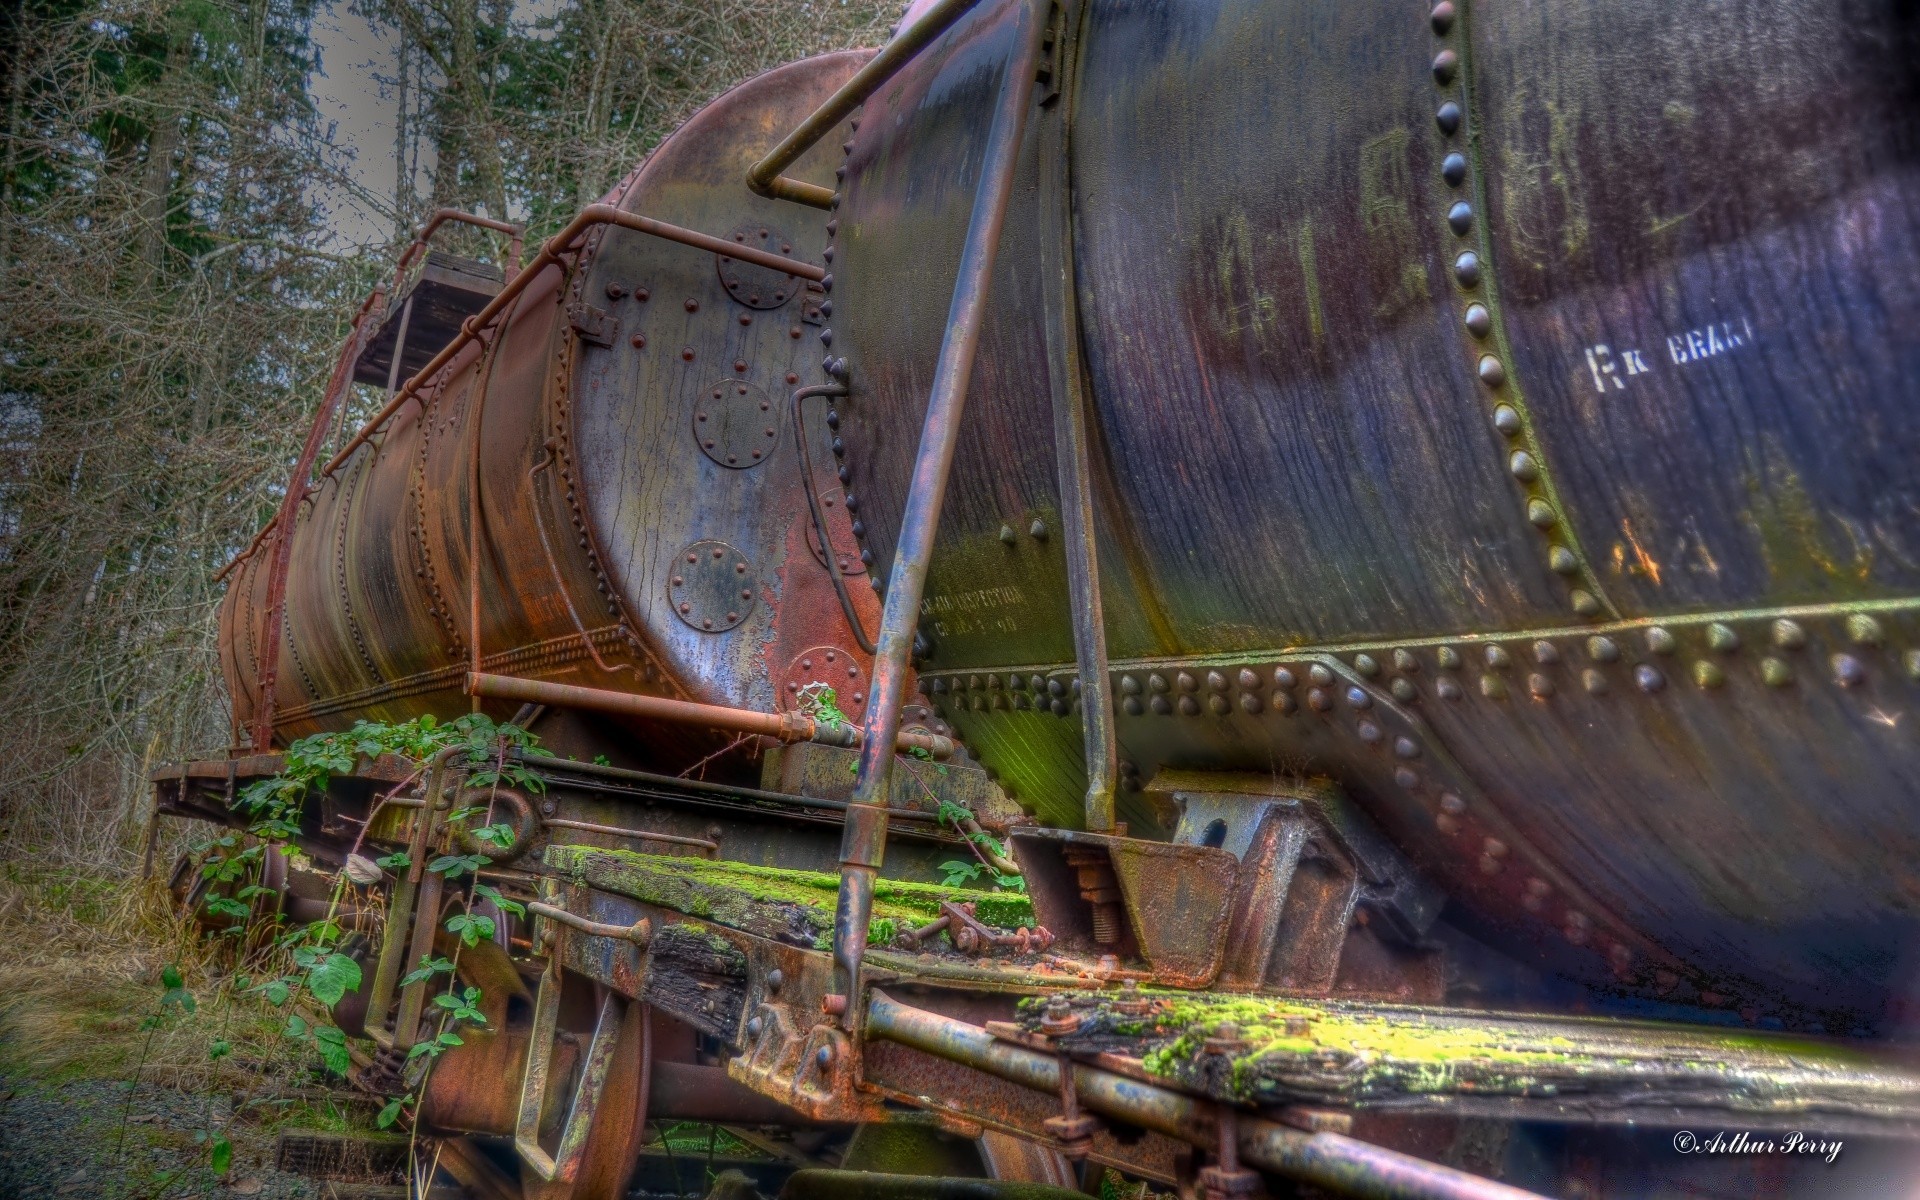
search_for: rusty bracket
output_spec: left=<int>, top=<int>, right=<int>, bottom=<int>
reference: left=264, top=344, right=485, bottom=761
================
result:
left=514, top=953, right=624, bottom=1183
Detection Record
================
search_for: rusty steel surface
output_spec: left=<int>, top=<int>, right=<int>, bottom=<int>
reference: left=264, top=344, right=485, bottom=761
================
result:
left=190, top=6, right=1920, bottom=1197
left=824, top=0, right=1920, bottom=1026
left=218, top=52, right=882, bottom=773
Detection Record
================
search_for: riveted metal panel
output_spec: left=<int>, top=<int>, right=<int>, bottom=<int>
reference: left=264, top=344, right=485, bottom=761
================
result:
left=1468, top=0, right=1920, bottom=614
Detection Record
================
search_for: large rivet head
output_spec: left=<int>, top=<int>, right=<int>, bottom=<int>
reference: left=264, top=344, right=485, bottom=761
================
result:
left=1582, top=668, right=1608, bottom=695
left=1832, top=653, right=1866, bottom=687
left=1772, top=618, right=1807, bottom=650
left=1635, top=664, right=1666, bottom=693
left=1346, top=686, right=1372, bottom=710
left=1240, top=692, right=1263, bottom=714
left=1353, top=653, right=1380, bottom=678
left=1906, top=650, right=1920, bottom=681
left=1529, top=673, right=1555, bottom=698
left=1393, top=737, right=1420, bottom=760
left=1464, top=303, right=1492, bottom=338
left=1436, top=101, right=1462, bottom=136
left=1480, top=674, right=1508, bottom=700
left=1176, top=671, right=1198, bottom=693
left=1645, top=627, right=1677, bottom=655
left=1176, top=695, right=1199, bottom=716
left=1761, top=656, right=1793, bottom=687
left=1208, top=694, right=1230, bottom=716
left=1148, top=673, right=1169, bottom=693
left=1477, top=355, right=1506, bottom=388
left=1436, top=646, right=1462, bottom=671
left=1307, top=688, right=1332, bottom=712
left=1508, top=450, right=1538, bottom=482
left=1586, top=635, right=1619, bottom=663
left=1527, top=498, right=1556, bottom=528
left=1391, top=678, right=1418, bottom=702
left=1706, top=623, right=1740, bottom=653
left=1430, top=1, right=1455, bottom=34
left=1491, top=404, right=1521, bottom=436
left=1483, top=644, right=1511, bottom=670
left=1453, top=249, right=1480, bottom=287
left=1238, top=667, right=1261, bottom=690
left=1274, top=667, right=1298, bottom=689
left=1570, top=589, right=1601, bottom=617
left=1548, top=545, right=1578, bottom=575
left=1448, top=201, right=1473, bottom=236
left=1692, top=660, right=1726, bottom=689
left=1432, top=49, right=1459, bottom=84
left=1309, top=664, right=1334, bottom=687
left=1392, top=648, right=1420, bottom=673
left=1533, top=640, right=1560, bottom=665
left=1847, top=614, right=1885, bottom=646
left=1206, top=670, right=1229, bottom=693
left=1436, top=676, right=1462, bottom=700
left=1442, top=151, right=1467, bottom=187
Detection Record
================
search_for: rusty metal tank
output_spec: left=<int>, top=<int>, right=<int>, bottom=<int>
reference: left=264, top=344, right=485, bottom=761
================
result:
left=218, top=51, right=886, bottom=765
left=823, top=0, right=1920, bottom=1026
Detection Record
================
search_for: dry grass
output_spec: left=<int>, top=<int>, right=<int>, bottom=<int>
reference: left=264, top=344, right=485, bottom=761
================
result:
left=0, top=864, right=314, bottom=1095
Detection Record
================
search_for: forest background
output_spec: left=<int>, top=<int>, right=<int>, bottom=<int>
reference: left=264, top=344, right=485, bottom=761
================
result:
left=0, top=0, right=897, bottom=874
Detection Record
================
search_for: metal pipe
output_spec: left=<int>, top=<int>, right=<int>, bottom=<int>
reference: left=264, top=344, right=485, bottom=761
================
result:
left=864, top=993, right=1547, bottom=1200
left=542, top=818, right=719, bottom=856
left=523, top=756, right=944, bottom=824
left=747, top=0, right=990, bottom=208
left=831, top=0, right=1047, bottom=1016
left=526, top=900, right=652, bottom=946
left=318, top=205, right=824, bottom=479
left=249, top=297, right=385, bottom=748
left=467, top=672, right=953, bottom=759
left=781, top=1171, right=1084, bottom=1200
left=791, top=383, right=876, bottom=654
left=1033, top=0, right=1117, bottom=833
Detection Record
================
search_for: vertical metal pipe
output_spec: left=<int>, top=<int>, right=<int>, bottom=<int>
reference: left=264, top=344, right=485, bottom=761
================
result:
left=1033, top=0, right=1116, bottom=833
left=830, top=0, right=1047, bottom=1013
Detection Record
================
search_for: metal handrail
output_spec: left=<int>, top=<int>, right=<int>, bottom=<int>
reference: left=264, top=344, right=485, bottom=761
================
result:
left=747, top=0, right=989, bottom=208
left=319, top=204, right=824, bottom=479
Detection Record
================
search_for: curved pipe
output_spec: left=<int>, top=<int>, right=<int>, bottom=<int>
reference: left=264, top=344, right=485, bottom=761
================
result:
left=792, top=383, right=876, bottom=654
left=747, top=0, right=989, bottom=208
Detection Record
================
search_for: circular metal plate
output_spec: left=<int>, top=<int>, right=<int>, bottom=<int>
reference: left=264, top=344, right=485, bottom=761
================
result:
left=694, top=379, right=779, bottom=469
left=805, top=487, right=868, bottom=575
left=669, top=540, right=757, bottom=632
left=783, top=645, right=867, bottom=711
left=716, top=223, right=800, bottom=310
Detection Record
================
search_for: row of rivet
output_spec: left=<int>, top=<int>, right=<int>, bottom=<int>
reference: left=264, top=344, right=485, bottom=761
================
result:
left=1428, top=2, right=1601, bottom=621
left=555, top=249, right=626, bottom=622
left=1322, top=662, right=1648, bottom=976
left=1345, top=613, right=1918, bottom=702
left=818, top=113, right=885, bottom=601
left=925, top=655, right=1660, bottom=983
left=923, top=611, right=1917, bottom=720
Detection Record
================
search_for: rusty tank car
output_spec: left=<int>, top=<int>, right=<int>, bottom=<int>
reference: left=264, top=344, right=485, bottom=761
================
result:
left=152, top=0, right=1920, bottom=1196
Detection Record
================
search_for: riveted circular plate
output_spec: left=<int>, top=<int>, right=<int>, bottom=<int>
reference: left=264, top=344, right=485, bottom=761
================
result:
left=694, top=379, right=779, bottom=469
left=805, top=487, right=868, bottom=575
left=669, top=540, right=757, bottom=632
left=782, top=645, right=868, bottom=711
left=716, top=222, right=800, bottom=310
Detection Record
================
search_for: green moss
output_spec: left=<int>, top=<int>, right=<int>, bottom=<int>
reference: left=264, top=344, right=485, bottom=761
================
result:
left=546, top=846, right=1032, bottom=946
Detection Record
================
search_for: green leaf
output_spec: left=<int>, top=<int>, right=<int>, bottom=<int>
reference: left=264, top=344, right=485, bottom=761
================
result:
left=474, top=883, right=525, bottom=917
left=427, top=853, right=489, bottom=879
left=285, top=1013, right=309, bottom=1038
left=210, top=1135, right=232, bottom=1176
left=400, top=956, right=454, bottom=987
left=160, top=964, right=184, bottom=990
left=209, top=1040, right=232, bottom=1062
left=444, top=913, right=496, bottom=948
left=376, top=1095, right=409, bottom=1129
left=374, top=851, right=411, bottom=870
left=306, top=953, right=362, bottom=1009
left=313, top=1024, right=351, bottom=1075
